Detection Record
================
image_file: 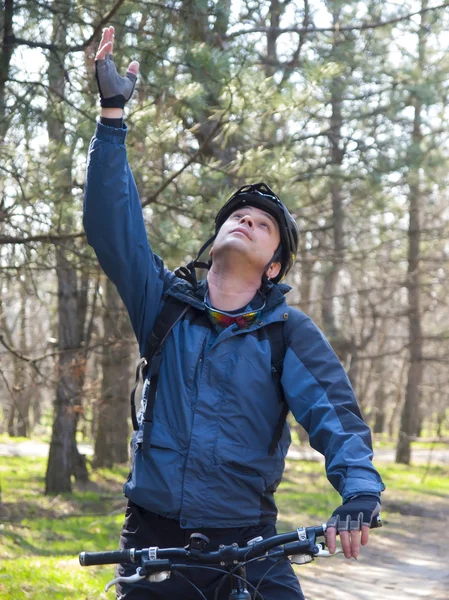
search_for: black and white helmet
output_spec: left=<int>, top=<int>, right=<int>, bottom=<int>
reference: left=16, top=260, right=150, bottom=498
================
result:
left=175, top=182, right=299, bottom=286
left=215, top=183, right=299, bottom=283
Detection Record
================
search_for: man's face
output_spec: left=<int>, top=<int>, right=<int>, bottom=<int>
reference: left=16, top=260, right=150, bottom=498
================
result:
left=211, top=205, right=281, bottom=278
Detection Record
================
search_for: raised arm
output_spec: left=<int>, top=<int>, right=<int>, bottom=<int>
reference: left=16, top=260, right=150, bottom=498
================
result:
left=84, top=27, right=175, bottom=353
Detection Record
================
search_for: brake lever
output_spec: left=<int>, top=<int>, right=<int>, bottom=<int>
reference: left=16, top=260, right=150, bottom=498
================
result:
left=104, top=565, right=173, bottom=593
left=315, top=545, right=344, bottom=558
left=104, top=572, right=145, bottom=593
left=290, top=541, right=343, bottom=564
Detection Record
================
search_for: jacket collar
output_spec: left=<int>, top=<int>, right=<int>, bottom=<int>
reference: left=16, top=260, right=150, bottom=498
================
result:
left=165, top=277, right=290, bottom=314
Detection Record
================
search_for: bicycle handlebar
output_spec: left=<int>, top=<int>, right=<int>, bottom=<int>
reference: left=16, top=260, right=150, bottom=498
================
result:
left=79, top=520, right=385, bottom=595
left=79, top=525, right=326, bottom=568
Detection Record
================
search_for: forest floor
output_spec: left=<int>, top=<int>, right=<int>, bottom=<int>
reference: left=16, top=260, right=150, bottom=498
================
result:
left=0, top=437, right=448, bottom=599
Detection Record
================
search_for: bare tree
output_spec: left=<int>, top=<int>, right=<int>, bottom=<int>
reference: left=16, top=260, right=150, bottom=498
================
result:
left=395, top=0, right=428, bottom=464
left=45, top=0, right=89, bottom=494
left=93, top=278, right=134, bottom=468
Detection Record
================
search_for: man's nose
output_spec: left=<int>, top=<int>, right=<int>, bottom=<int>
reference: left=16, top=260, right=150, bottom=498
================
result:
left=239, top=215, right=254, bottom=228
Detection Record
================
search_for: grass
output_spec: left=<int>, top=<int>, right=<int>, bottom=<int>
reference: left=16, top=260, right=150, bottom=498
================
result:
left=276, top=460, right=341, bottom=530
left=0, top=455, right=128, bottom=599
left=0, top=442, right=448, bottom=599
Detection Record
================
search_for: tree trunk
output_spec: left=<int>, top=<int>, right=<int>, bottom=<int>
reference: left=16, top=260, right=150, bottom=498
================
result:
left=6, top=403, right=15, bottom=436
left=45, top=0, right=89, bottom=493
left=298, top=232, right=315, bottom=318
left=93, top=278, right=133, bottom=468
left=388, top=355, right=408, bottom=440
left=396, top=2, right=426, bottom=464
left=320, top=5, right=349, bottom=360
left=265, top=0, right=281, bottom=77
left=0, top=0, right=14, bottom=141
left=322, top=71, right=348, bottom=361
left=372, top=356, right=387, bottom=434
left=0, top=1, right=16, bottom=436
left=46, top=249, right=79, bottom=492
left=15, top=295, right=30, bottom=437
left=396, top=160, right=423, bottom=462
left=0, top=283, right=30, bottom=437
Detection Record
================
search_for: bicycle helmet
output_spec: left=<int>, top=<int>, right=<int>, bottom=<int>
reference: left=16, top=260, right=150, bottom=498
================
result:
left=175, top=182, right=299, bottom=286
left=214, top=182, right=299, bottom=283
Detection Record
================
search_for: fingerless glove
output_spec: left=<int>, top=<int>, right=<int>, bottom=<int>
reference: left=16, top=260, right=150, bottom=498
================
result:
left=327, top=495, right=381, bottom=531
left=95, top=53, right=137, bottom=108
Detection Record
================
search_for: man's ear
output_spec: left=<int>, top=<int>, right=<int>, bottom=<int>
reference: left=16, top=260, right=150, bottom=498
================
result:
left=209, top=246, right=214, bottom=258
left=266, top=261, right=281, bottom=280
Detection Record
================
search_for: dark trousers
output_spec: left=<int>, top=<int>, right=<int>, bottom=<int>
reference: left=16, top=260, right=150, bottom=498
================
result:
left=116, top=501, right=305, bottom=600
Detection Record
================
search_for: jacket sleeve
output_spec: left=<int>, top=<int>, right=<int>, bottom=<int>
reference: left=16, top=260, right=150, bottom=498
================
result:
left=281, top=311, right=385, bottom=502
left=83, top=121, right=175, bottom=354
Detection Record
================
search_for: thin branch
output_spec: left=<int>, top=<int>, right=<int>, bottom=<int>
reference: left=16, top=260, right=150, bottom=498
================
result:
left=73, top=0, right=128, bottom=52
left=6, top=0, right=128, bottom=53
left=225, top=2, right=449, bottom=40
left=9, top=78, right=97, bottom=122
left=0, top=232, right=85, bottom=245
left=0, top=334, right=135, bottom=366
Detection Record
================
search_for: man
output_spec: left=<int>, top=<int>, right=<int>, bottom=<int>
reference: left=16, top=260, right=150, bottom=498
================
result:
left=84, top=26, right=385, bottom=600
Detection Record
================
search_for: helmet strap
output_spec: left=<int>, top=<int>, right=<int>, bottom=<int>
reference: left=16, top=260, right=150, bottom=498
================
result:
left=174, top=234, right=216, bottom=287
left=260, top=273, right=272, bottom=295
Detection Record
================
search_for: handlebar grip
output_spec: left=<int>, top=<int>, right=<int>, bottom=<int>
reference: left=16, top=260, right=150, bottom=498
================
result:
left=79, top=549, right=134, bottom=566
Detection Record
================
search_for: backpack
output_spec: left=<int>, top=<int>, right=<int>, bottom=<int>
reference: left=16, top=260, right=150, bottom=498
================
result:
left=130, top=296, right=292, bottom=456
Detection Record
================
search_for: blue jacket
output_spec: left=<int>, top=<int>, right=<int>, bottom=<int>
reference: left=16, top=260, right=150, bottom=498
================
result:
left=84, top=122, right=385, bottom=528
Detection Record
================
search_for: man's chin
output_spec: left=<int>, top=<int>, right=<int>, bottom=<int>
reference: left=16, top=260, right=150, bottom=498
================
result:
left=214, top=240, right=251, bottom=258
left=212, top=246, right=268, bottom=272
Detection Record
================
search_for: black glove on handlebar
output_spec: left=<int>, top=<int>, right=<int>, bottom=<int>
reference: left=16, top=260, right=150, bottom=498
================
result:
left=95, top=53, right=137, bottom=108
left=327, top=495, right=381, bottom=532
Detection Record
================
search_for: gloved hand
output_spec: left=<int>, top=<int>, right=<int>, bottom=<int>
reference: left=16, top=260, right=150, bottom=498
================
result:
left=95, top=53, right=138, bottom=108
left=94, top=26, right=139, bottom=109
left=326, top=494, right=381, bottom=559
left=327, top=494, right=381, bottom=531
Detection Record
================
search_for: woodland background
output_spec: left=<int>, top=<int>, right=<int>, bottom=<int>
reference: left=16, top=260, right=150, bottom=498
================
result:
left=1, top=0, right=449, bottom=494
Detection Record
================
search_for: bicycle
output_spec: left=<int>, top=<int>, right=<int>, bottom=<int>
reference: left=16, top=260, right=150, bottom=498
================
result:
left=79, top=516, right=381, bottom=600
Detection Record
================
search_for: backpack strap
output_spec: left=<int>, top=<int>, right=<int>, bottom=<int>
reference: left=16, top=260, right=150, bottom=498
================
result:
left=130, top=357, right=147, bottom=431
left=130, top=296, right=190, bottom=432
left=266, top=309, right=294, bottom=456
left=143, top=297, right=190, bottom=377
left=268, top=402, right=290, bottom=456
left=142, top=297, right=191, bottom=431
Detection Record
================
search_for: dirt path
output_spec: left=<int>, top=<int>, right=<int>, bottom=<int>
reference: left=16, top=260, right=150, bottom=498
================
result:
left=2, top=440, right=449, bottom=465
left=298, top=496, right=449, bottom=600
left=288, top=445, right=449, bottom=466
left=0, top=440, right=94, bottom=457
